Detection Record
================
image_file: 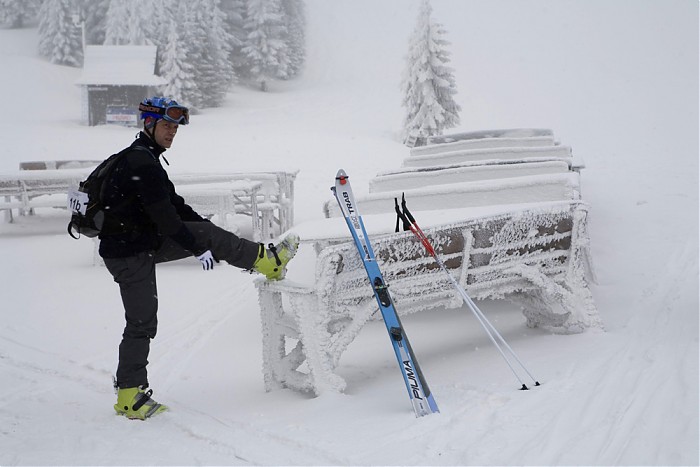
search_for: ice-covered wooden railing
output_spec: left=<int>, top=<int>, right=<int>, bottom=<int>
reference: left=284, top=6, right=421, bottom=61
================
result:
left=255, top=201, right=600, bottom=395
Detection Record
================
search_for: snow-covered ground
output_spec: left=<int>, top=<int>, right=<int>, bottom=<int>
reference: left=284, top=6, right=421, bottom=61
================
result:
left=1, top=1, right=698, bottom=465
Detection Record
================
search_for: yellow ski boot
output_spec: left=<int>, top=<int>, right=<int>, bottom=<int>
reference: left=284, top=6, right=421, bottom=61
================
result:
left=252, top=234, right=299, bottom=280
left=114, top=386, right=168, bottom=420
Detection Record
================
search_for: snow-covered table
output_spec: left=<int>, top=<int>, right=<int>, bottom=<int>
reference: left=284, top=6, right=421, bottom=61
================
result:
left=0, top=168, right=93, bottom=222
left=0, top=169, right=298, bottom=243
left=171, top=170, right=298, bottom=240
left=176, top=181, right=263, bottom=234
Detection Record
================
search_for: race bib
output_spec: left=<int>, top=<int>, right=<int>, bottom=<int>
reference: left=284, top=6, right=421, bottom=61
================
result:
left=68, top=188, right=89, bottom=215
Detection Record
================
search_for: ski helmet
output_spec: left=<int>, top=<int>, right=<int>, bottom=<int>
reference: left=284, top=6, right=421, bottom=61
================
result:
left=138, top=97, right=189, bottom=125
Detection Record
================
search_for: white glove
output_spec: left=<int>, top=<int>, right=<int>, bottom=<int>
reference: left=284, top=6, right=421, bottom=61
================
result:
left=196, top=250, right=215, bottom=271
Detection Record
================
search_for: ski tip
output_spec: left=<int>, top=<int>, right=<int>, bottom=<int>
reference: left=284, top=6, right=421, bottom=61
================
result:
left=335, top=169, right=348, bottom=185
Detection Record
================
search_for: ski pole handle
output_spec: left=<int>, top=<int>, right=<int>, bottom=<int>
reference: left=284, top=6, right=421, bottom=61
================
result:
left=396, top=194, right=435, bottom=256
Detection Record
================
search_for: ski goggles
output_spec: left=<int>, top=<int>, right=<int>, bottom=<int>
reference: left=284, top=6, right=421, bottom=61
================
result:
left=139, top=103, right=190, bottom=125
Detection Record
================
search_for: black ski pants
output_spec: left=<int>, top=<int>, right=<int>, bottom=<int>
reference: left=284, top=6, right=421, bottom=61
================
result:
left=104, top=221, right=259, bottom=389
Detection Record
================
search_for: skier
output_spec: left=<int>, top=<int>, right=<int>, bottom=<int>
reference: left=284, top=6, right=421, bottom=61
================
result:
left=100, top=97, right=297, bottom=420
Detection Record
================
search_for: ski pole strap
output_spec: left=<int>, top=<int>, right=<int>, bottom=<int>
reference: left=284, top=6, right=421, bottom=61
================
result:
left=400, top=193, right=416, bottom=224
left=394, top=193, right=418, bottom=230
left=396, top=194, right=436, bottom=256
left=394, top=195, right=411, bottom=233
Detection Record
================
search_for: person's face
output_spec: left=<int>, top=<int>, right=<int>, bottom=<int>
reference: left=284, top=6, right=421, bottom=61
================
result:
left=153, top=119, right=179, bottom=148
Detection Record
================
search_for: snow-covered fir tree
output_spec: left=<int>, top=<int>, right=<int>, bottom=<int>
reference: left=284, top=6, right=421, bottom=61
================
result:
left=282, top=0, right=306, bottom=79
left=0, top=0, right=41, bottom=28
left=78, top=0, right=110, bottom=45
left=178, top=0, right=234, bottom=108
left=103, top=0, right=153, bottom=46
left=401, top=0, right=461, bottom=144
left=158, top=9, right=199, bottom=108
left=219, top=0, right=248, bottom=80
left=201, top=0, right=235, bottom=105
left=37, top=0, right=84, bottom=67
left=242, top=0, right=290, bottom=91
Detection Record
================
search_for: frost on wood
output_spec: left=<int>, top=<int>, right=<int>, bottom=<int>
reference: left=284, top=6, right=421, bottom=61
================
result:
left=256, top=201, right=599, bottom=395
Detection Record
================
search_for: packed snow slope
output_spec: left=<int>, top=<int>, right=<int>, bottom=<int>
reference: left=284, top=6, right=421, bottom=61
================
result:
left=0, top=1, right=698, bottom=465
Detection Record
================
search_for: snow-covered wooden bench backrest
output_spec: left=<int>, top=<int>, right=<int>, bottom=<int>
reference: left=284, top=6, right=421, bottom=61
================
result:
left=425, top=128, right=554, bottom=145
left=403, top=145, right=573, bottom=169
left=370, top=160, right=570, bottom=193
left=255, top=201, right=600, bottom=394
left=410, top=135, right=557, bottom=157
left=324, top=172, right=580, bottom=218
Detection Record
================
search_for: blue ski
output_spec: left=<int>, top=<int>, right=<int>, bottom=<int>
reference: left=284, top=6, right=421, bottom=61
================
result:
left=332, top=169, right=439, bottom=417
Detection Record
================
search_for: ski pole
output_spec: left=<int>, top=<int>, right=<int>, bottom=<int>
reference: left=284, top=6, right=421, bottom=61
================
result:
left=395, top=194, right=540, bottom=390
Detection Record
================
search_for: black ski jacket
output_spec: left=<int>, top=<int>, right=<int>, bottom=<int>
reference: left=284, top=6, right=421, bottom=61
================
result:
left=98, top=133, right=208, bottom=259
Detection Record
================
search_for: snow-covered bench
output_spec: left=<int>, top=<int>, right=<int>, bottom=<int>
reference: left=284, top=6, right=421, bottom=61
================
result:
left=406, top=128, right=554, bottom=148
left=426, top=128, right=554, bottom=145
left=324, top=172, right=580, bottom=218
left=410, top=135, right=557, bottom=157
left=255, top=201, right=599, bottom=395
left=370, top=160, right=570, bottom=193
left=402, top=145, right=574, bottom=169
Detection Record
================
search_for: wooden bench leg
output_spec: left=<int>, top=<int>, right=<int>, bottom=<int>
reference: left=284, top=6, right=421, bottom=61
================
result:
left=257, top=281, right=347, bottom=395
left=506, top=264, right=600, bottom=333
left=290, top=294, right=347, bottom=394
left=258, top=286, right=289, bottom=392
left=3, top=195, right=14, bottom=223
left=259, top=205, right=276, bottom=241
left=92, top=238, right=105, bottom=267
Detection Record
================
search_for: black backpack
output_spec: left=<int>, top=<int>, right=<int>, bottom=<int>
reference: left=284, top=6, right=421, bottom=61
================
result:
left=67, top=146, right=149, bottom=239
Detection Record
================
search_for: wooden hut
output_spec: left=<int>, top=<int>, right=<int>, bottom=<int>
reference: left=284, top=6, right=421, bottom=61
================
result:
left=75, top=45, right=166, bottom=126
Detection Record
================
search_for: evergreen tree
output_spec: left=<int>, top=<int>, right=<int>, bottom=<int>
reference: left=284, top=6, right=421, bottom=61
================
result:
left=79, top=0, right=110, bottom=45
left=37, top=0, right=84, bottom=67
left=243, top=0, right=290, bottom=91
left=282, top=0, right=306, bottom=79
left=103, top=0, right=153, bottom=46
left=401, top=0, right=461, bottom=144
left=201, top=0, right=235, bottom=104
left=0, top=0, right=40, bottom=28
left=159, top=10, right=198, bottom=108
left=176, top=3, right=206, bottom=108
left=219, top=0, right=248, bottom=80
left=178, top=0, right=233, bottom=108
